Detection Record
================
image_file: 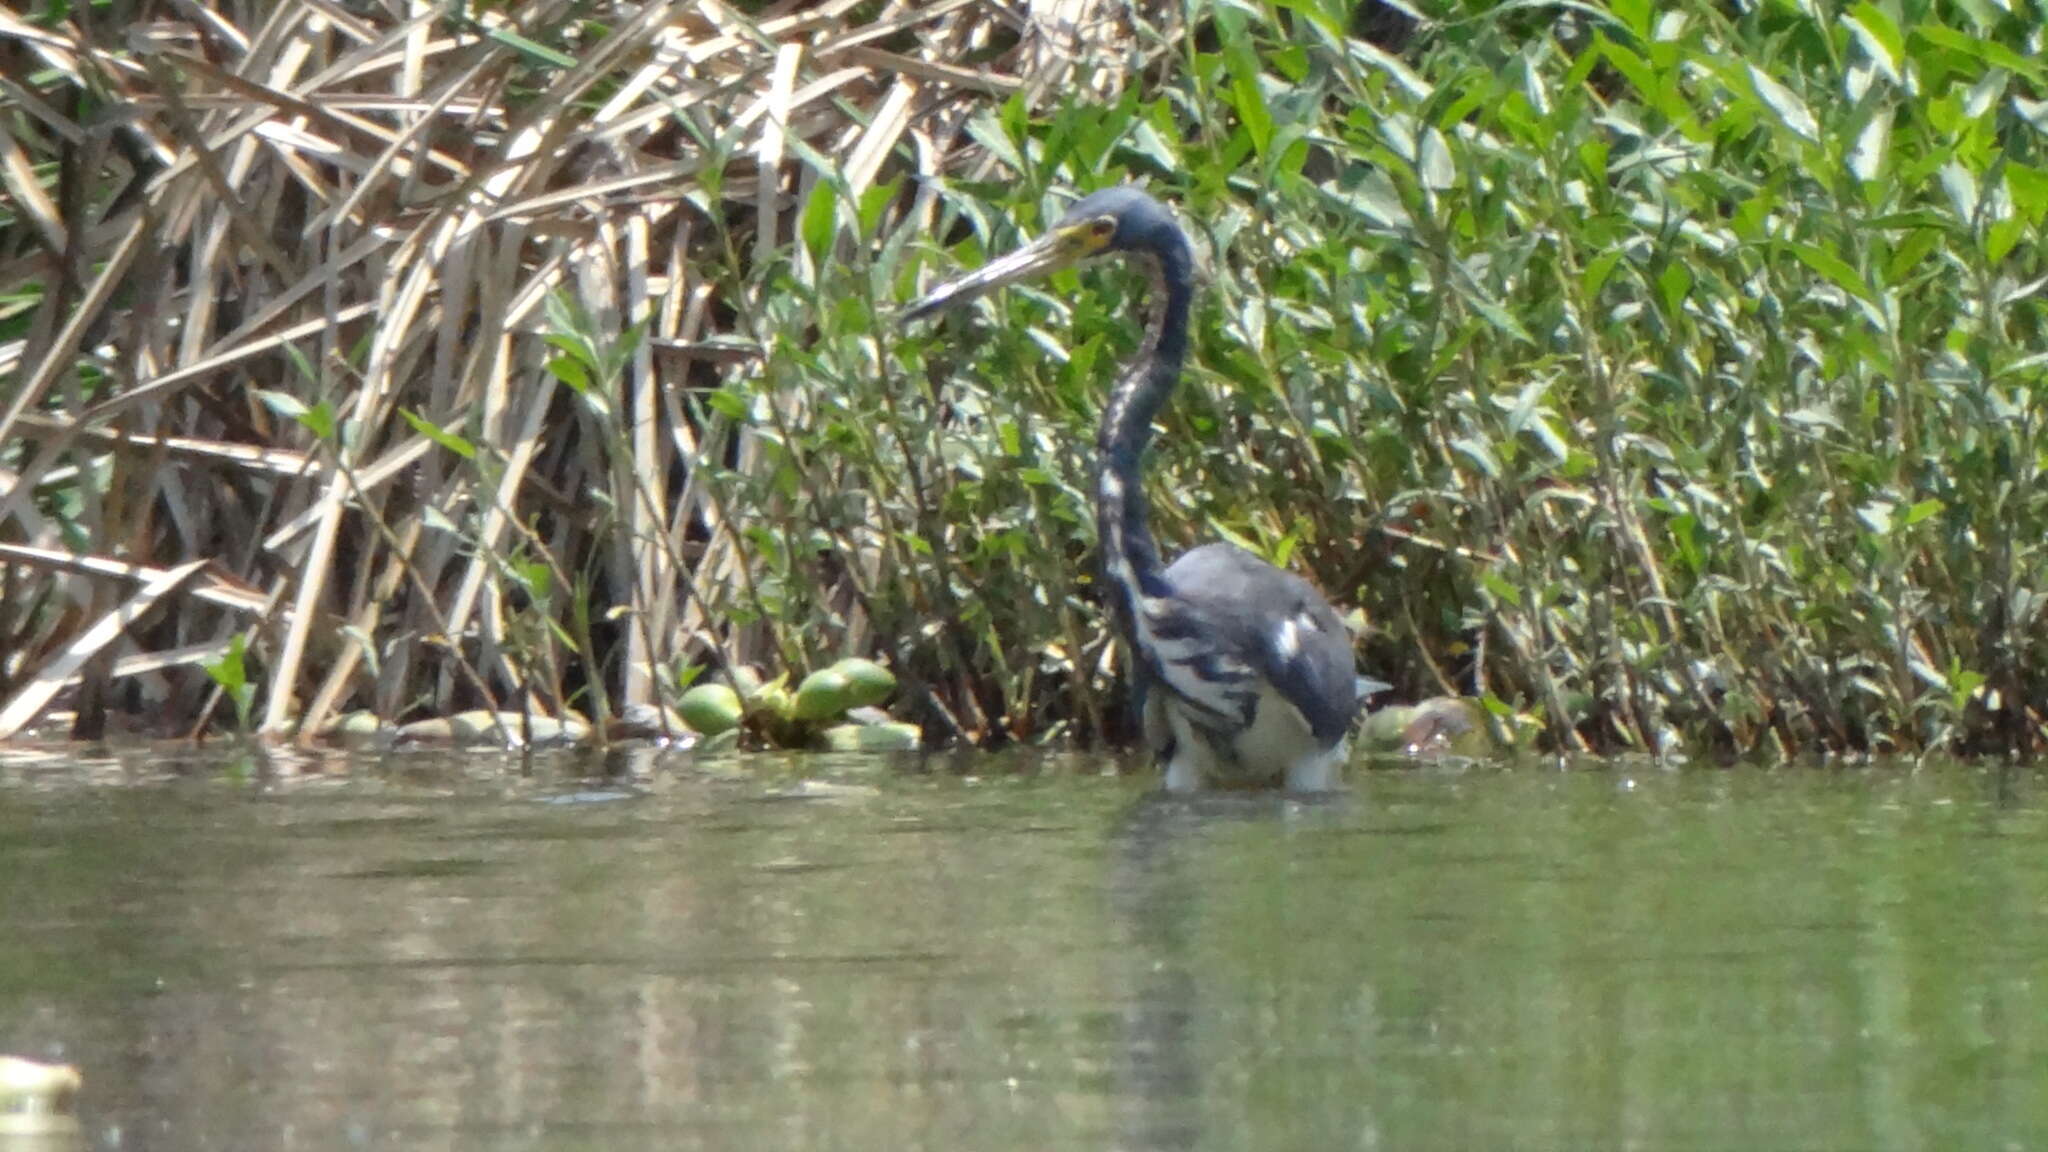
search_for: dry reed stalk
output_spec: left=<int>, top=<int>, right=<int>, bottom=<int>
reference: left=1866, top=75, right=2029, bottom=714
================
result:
left=0, top=559, right=207, bottom=737
left=1, top=0, right=1151, bottom=740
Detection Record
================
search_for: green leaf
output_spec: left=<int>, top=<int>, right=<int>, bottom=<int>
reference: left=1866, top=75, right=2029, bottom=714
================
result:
left=1785, top=405, right=1844, bottom=434
left=400, top=409, right=476, bottom=460
left=1126, top=116, right=1180, bottom=173
left=1451, top=435, right=1502, bottom=479
left=1582, top=249, right=1624, bottom=299
left=1885, top=226, right=1942, bottom=283
left=516, top=560, right=552, bottom=600
left=544, top=293, right=585, bottom=342
left=298, top=401, right=337, bottom=442
left=1846, top=4, right=1905, bottom=81
left=1454, top=281, right=1534, bottom=344
left=472, top=22, right=576, bottom=69
left=1747, top=64, right=1819, bottom=142
left=800, top=181, right=839, bottom=262
left=282, top=342, right=318, bottom=384
left=1948, top=663, right=1986, bottom=711
left=547, top=354, right=591, bottom=393
left=1321, top=172, right=1411, bottom=231
left=1669, top=513, right=1703, bottom=574
left=1609, top=0, right=1651, bottom=38
left=2008, top=165, right=2048, bottom=224
left=1847, top=108, right=1890, bottom=183
left=1987, top=217, right=2025, bottom=264
left=1788, top=243, right=1872, bottom=304
left=705, top=389, right=749, bottom=421
left=1939, top=162, right=1978, bottom=222
left=964, top=110, right=1026, bottom=175
left=1658, top=262, right=1692, bottom=318
left=1215, top=7, right=1272, bottom=156
left=1416, top=124, right=1454, bottom=190
left=1597, top=37, right=1658, bottom=107
left=543, top=331, right=596, bottom=369
left=1900, top=498, right=1943, bottom=527
left=1526, top=414, right=1570, bottom=463
left=256, top=388, right=308, bottom=423
left=203, top=634, right=257, bottom=731
left=1479, top=570, right=1522, bottom=607
left=1912, top=24, right=2045, bottom=83
left=857, top=179, right=898, bottom=238
left=420, top=504, right=458, bottom=534
left=203, top=635, right=246, bottom=693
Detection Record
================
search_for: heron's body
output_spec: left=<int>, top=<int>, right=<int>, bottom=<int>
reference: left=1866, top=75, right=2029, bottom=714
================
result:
left=1141, top=544, right=1357, bottom=790
left=908, top=186, right=1362, bottom=791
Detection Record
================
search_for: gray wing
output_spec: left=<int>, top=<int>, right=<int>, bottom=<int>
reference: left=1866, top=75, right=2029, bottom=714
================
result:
left=1130, top=653, right=1175, bottom=760
left=1144, top=542, right=1360, bottom=744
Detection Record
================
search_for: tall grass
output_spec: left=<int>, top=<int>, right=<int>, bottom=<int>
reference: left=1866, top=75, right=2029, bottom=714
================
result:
left=0, top=0, right=2042, bottom=757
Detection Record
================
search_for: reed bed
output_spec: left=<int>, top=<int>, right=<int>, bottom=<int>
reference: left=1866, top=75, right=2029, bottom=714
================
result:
left=0, top=0, right=2042, bottom=759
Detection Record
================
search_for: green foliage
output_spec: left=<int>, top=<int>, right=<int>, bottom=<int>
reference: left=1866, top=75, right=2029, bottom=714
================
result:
left=202, top=636, right=256, bottom=734
left=7, top=0, right=2042, bottom=758
left=720, top=0, right=2046, bottom=756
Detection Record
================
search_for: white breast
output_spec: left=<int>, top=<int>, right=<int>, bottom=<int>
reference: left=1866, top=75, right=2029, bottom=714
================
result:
left=1159, top=683, right=1345, bottom=793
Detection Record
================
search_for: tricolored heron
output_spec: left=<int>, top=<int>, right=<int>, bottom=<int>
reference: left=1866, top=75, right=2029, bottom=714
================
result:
left=905, top=186, right=1365, bottom=791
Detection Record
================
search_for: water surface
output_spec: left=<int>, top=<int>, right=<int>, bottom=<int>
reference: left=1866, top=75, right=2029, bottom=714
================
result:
left=3, top=748, right=2046, bottom=1150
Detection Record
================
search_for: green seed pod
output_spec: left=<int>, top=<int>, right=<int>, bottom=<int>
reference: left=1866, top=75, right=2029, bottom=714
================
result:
left=794, top=668, right=853, bottom=722
left=746, top=674, right=796, bottom=723
left=818, top=722, right=922, bottom=753
left=1357, top=704, right=1419, bottom=754
left=678, top=684, right=744, bottom=735
left=830, top=658, right=897, bottom=708
left=695, top=729, right=741, bottom=754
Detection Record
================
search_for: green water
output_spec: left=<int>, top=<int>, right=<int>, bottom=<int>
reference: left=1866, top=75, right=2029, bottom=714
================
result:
left=2, top=749, right=2046, bottom=1151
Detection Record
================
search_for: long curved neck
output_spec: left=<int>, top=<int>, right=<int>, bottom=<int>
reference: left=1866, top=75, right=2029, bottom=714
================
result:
left=1095, top=242, right=1194, bottom=609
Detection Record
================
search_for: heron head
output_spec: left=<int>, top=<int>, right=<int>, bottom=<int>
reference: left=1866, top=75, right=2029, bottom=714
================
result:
left=902, top=186, right=1177, bottom=322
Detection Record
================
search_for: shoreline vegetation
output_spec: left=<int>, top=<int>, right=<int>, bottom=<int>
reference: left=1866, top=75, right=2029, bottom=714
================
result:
left=0, top=1, right=2042, bottom=760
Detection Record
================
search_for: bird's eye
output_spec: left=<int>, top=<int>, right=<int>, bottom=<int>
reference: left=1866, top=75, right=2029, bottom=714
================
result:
left=1090, top=218, right=1116, bottom=240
